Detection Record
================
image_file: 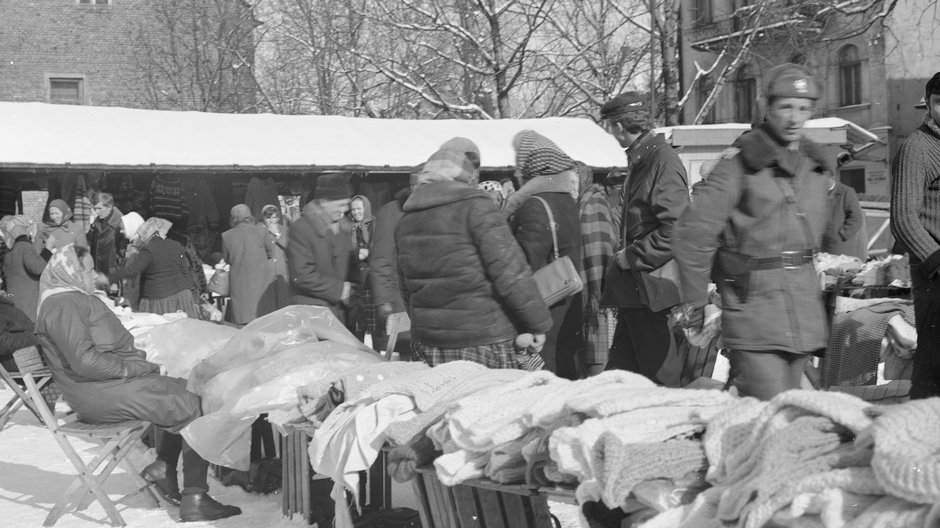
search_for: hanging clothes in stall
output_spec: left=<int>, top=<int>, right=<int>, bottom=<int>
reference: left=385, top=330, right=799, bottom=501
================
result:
left=245, top=177, right=279, bottom=220
left=150, top=174, right=189, bottom=228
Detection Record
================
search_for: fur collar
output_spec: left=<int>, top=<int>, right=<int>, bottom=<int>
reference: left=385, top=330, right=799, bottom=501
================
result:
left=734, top=124, right=829, bottom=174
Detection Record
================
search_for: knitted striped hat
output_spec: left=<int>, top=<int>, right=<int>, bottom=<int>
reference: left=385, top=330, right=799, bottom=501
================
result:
left=513, top=130, right=576, bottom=182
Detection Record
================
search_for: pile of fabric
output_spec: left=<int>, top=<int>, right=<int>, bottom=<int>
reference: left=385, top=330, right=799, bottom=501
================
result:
left=639, top=391, right=940, bottom=528
left=179, top=305, right=378, bottom=471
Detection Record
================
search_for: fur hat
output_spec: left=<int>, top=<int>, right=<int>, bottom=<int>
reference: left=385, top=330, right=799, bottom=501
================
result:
left=763, top=63, right=819, bottom=100
left=314, top=173, right=353, bottom=201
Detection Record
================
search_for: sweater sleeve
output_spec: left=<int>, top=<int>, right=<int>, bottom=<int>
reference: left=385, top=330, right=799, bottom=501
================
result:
left=674, top=159, right=743, bottom=307
left=470, top=199, right=552, bottom=334
left=108, top=246, right=154, bottom=280
left=42, top=297, right=157, bottom=381
left=21, top=243, right=50, bottom=276
left=890, top=137, right=940, bottom=273
left=624, top=154, right=690, bottom=272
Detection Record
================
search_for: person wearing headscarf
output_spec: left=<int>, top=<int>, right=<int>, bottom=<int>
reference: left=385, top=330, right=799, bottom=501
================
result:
left=222, top=204, right=274, bottom=325
left=575, top=162, right=618, bottom=376
left=117, top=212, right=145, bottom=310
left=1, top=215, right=53, bottom=321
left=345, top=195, right=379, bottom=343
left=509, top=130, right=584, bottom=378
left=261, top=204, right=291, bottom=310
left=104, top=217, right=199, bottom=318
left=36, top=198, right=87, bottom=252
left=396, top=140, right=552, bottom=368
left=34, top=245, right=241, bottom=522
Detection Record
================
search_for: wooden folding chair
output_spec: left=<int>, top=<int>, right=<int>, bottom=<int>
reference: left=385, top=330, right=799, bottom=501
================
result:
left=0, top=346, right=54, bottom=432
left=384, top=312, right=411, bottom=361
left=15, top=347, right=159, bottom=527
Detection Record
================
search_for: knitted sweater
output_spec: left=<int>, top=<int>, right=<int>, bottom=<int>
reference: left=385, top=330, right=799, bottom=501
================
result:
left=890, top=115, right=940, bottom=274
left=869, top=398, right=940, bottom=504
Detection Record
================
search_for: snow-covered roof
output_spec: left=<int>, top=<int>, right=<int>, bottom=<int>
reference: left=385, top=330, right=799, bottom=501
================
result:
left=656, top=118, right=883, bottom=147
left=0, top=102, right=627, bottom=171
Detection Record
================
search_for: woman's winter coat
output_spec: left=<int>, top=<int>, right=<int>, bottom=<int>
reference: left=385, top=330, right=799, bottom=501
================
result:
left=674, top=124, right=831, bottom=354
left=223, top=221, right=275, bottom=324
left=2, top=236, right=49, bottom=321
left=396, top=180, right=552, bottom=348
left=34, top=291, right=200, bottom=430
left=286, top=202, right=353, bottom=320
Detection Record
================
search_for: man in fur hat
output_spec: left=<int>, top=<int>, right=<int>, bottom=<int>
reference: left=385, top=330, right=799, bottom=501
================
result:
left=674, top=63, right=832, bottom=400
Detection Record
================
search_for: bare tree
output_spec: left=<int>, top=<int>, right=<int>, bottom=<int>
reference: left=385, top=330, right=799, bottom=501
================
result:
left=132, top=0, right=261, bottom=113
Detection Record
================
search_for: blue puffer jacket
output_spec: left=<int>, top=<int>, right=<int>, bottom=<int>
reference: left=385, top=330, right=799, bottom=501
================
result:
left=395, top=180, right=552, bottom=348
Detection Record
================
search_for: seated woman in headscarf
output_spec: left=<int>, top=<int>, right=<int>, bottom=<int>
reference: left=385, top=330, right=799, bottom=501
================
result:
left=395, top=138, right=552, bottom=368
left=33, top=245, right=240, bottom=522
left=509, top=130, right=584, bottom=379
left=103, top=217, right=200, bottom=318
left=1, top=215, right=53, bottom=321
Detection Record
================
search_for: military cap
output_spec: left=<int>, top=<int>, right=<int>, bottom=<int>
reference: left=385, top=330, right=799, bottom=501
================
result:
left=600, top=91, right=649, bottom=120
left=763, top=63, right=819, bottom=100
left=926, top=72, right=940, bottom=102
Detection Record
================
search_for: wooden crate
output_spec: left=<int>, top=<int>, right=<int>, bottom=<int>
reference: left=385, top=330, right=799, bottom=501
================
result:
left=411, top=467, right=555, bottom=528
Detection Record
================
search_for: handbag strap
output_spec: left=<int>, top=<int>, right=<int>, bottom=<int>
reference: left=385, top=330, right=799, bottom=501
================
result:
left=773, top=175, right=817, bottom=251
left=532, top=196, right=560, bottom=261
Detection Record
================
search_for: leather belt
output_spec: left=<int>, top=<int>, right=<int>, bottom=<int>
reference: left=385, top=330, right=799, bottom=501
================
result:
left=749, top=249, right=815, bottom=271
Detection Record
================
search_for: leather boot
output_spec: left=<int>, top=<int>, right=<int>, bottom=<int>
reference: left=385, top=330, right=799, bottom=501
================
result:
left=179, top=492, right=241, bottom=522
left=141, top=460, right=181, bottom=506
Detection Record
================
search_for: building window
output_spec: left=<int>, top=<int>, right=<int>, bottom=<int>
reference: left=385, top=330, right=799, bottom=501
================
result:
left=698, top=74, right=716, bottom=124
left=692, top=0, right=712, bottom=26
left=48, top=78, right=84, bottom=105
left=733, top=0, right=751, bottom=32
left=839, top=45, right=863, bottom=106
left=735, top=64, right=756, bottom=123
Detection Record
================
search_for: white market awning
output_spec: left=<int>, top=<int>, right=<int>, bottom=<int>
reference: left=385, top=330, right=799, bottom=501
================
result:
left=0, top=102, right=627, bottom=172
left=655, top=118, right=883, bottom=148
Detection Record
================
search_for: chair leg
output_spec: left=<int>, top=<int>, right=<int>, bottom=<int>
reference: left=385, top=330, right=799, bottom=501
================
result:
left=45, top=431, right=128, bottom=527
left=0, top=396, right=25, bottom=431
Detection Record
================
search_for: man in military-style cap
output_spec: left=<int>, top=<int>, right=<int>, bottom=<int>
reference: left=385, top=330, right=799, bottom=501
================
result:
left=673, top=62, right=833, bottom=400
left=891, top=71, right=940, bottom=399
left=599, top=91, right=689, bottom=386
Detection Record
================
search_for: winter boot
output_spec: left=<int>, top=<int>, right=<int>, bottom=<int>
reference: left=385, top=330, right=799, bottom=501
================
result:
left=179, top=491, right=241, bottom=522
left=141, top=460, right=181, bottom=506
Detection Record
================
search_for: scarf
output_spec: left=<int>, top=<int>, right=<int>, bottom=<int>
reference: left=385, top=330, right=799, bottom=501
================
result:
left=0, top=215, right=32, bottom=248
left=38, top=244, right=93, bottom=316
left=513, top=130, right=576, bottom=183
left=138, top=217, right=172, bottom=243
left=47, top=198, right=73, bottom=227
left=417, top=142, right=479, bottom=186
left=230, top=204, right=254, bottom=226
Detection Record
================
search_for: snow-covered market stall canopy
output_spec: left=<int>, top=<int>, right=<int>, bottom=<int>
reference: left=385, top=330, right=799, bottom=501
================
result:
left=0, top=102, right=627, bottom=172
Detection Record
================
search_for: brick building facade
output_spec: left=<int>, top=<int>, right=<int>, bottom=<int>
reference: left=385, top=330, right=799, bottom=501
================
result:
left=0, top=0, right=258, bottom=111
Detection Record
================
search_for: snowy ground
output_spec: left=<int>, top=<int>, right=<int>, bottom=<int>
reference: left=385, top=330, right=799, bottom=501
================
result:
left=0, top=385, right=580, bottom=527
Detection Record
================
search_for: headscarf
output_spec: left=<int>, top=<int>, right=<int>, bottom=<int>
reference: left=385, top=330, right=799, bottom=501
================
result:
left=513, top=130, right=576, bottom=183
left=439, top=137, right=481, bottom=170
left=230, top=204, right=254, bottom=225
left=350, top=195, right=373, bottom=224
left=121, top=212, right=145, bottom=241
left=416, top=141, right=479, bottom=186
left=48, top=199, right=73, bottom=225
left=0, top=215, right=32, bottom=247
left=38, top=244, right=93, bottom=316
left=261, top=204, right=282, bottom=222
left=137, top=217, right=172, bottom=243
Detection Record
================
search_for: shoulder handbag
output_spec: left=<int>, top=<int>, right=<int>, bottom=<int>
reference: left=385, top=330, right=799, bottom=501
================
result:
left=530, top=196, right=583, bottom=306
left=207, top=268, right=230, bottom=296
